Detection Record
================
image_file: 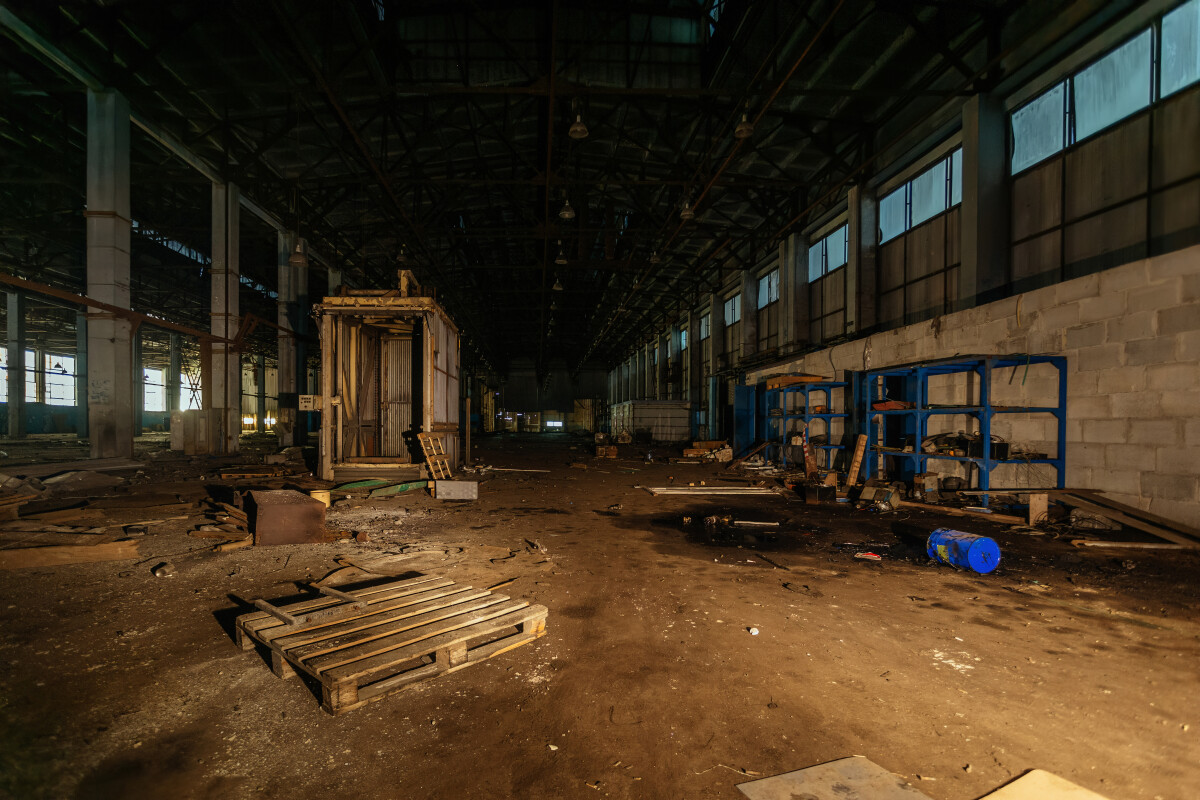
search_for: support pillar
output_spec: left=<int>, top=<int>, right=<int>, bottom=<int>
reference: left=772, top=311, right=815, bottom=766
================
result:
left=74, top=312, right=88, bottom=438
left=784, top=236, right=812, bottom=346
left=85, top=88, right=134, bottom=459
left=255, top=355, right=267, bottom=433
left=6, top=293, right=25, bottom=439
left=657, top=335, right=668, bottom=400
left=741, top=270, right=758, bottom=360
left=167, top=333, right=182, bottom=413
left=33, top=347, right=45, bottom=404
left=132, top=332, right=143, bottom=435
left=277, top=232, right=307, bottom=446
left=961, top=93, right=1010, bottom=308
left=211, top=181, right=241, bottom=453
left=848, top=184, right=878, bottom=335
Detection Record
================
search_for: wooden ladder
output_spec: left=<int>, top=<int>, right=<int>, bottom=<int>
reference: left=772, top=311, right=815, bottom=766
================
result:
left=417, top=432, right=453, bottom=480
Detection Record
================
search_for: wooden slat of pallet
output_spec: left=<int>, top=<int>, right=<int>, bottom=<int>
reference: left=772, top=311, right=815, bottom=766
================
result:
left=846, top=434, right=868, bottom=486
left=332, top=606, right=547, bottom=713
left=238, top=576, right=449, bottom=634
left=1062, top=490, right=1200, bottom=542
left=284, top=594, right=513, bottom=663
left=262, top=586, right=492, bottom=650
left=1051, top=493, right=1198, bottom=547
left=309, top=599, right=531, bottom=676
left=417, top=432, right=453, bottom=480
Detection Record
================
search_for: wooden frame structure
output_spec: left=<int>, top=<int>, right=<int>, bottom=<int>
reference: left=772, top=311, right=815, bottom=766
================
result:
left=314, top=278, right=460, bottom=481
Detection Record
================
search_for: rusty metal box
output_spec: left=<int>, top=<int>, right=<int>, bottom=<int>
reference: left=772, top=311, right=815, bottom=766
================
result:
left=249, top=490, right=327, bottom=545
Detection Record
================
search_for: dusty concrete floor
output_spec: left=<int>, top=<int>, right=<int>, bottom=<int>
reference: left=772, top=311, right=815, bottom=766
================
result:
left=0, top=433, right=1197, bottom=800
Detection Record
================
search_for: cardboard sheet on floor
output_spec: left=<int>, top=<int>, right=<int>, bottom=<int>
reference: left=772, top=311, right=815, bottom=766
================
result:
left=979, top=769, right=1111, bottom=800
left=736, top=757, right=932, bottom=800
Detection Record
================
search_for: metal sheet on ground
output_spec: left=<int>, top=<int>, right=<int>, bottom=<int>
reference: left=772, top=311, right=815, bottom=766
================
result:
left=736, top=757, right=932, bottom=800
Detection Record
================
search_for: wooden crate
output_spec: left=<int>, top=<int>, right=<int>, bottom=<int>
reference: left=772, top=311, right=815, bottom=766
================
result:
left=595, top=445, right=618, bottom=458
left=235, top=576, right=547, bottom=715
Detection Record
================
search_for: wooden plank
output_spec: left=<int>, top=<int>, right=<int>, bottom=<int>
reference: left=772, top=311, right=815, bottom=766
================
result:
left=1071, top=539, right=1197, bottom=550
left=1028, top=492, right=1049, bottom=526
left=0, top=539, right=139, bottom=569
left=644, top=487, right=776, bottom=496
left=310, top=599, right=531, bottom=676
left=898, top=500, right=1025, bottom=526
left=846, top=434, right=867, bottom=486
left=1053, top=494, right=1197, bottom=546
left=1061, top=490, right=1200, bottom=541
left=725, top=441, right=770, bottom=470
left=0, top=531, right=117, bottom=548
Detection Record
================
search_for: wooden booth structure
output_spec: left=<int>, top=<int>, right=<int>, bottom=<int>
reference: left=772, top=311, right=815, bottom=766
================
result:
left=314, top=278, right=460, bottom=481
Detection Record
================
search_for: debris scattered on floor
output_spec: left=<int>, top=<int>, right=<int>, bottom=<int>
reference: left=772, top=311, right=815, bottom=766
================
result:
left=735, top=756, right=932, bottom=800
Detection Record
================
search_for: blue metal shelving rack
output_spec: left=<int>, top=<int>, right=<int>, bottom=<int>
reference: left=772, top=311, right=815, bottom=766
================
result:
left=762, top=380, right=850, bottom=470
left=861, top=354, right=1067, bottom=507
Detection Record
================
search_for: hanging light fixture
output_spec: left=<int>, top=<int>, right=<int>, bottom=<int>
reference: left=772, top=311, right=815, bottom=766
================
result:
left=568, top=113, right=588, bottom=140
left=288, top=240, right=307, bottom=268
left=552, top=276, right=564, bottom=292
left=550, top=299, right=558, bottom=311
left=679, top=199, right=695, bottom=221
left=396, top=244, right=407, bottom=264
left=649, top=250, right=661, bottom=264
left=734, top=112, right=754, bottom=140
left=559, top=197, right=575, bottom=220
left=555, top=241, right=568, bottom=265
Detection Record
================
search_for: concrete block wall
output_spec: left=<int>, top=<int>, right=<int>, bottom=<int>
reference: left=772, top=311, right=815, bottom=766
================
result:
left=747, top=244, right=1200, bottom=527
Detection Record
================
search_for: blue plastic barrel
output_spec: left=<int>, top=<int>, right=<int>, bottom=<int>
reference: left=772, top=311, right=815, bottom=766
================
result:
left=926, top=528, right=1001, bottom=574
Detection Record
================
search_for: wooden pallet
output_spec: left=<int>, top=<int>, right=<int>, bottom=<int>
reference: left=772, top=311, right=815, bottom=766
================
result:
left=235, top=575, right=547, bottom=714
left=416, top=432, right=453, bottom=479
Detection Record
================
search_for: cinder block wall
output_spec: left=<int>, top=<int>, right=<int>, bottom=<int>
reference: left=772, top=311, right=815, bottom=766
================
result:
left=746, top=244, right=1200, bottom=527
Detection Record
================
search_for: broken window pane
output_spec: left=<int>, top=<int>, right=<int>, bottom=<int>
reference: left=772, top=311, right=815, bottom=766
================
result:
left=911, top=157, right=948, bottom=227
left=1163, top=0, right=1200, bottom=97
left=879, top=187, right=907, bottom=243
left=1073, top=29, right=1152, bottom=141
left=1011, top=82, right=1066, bottom=173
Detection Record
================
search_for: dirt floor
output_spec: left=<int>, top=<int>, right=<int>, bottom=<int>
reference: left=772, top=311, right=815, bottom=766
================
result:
left=0, top=432, right=1197, bottom=800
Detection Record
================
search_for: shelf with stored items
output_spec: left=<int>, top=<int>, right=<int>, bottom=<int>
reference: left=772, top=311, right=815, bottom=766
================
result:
left=861, top=354, right=1067, bottom=507
left=760, top=379, right=852, bottom=471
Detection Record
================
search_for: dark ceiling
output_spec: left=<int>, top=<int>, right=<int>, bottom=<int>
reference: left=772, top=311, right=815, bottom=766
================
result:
left=0, top=0, right=1070, bottom=376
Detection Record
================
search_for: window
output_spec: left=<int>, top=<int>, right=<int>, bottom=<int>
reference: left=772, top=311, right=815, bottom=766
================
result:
left=723, top=294, right=741, bottom=325
left=1163, top=0, right=1200, bottom=96
left=181, top=372, right=202, bottom=410
left=808, top=224, right=848, bottom=282
left=44, top=354, right=75, bottom=406
left=699, top=313, right=710, bottom=340
left=756, top=269, right=779, bottom=308
left=879, top=148, right=963, bottom=243
left=144, top=368, right=166, bottom=412
left=680, top=328, right=688, bottom=351
left=879, top=189, right=907, bottom=243
left=1010, top=13, right=1194, bottom=175
left=1011, top=83, right=1067, bottom=174
left=1073, top=30, right=1152, bottom=142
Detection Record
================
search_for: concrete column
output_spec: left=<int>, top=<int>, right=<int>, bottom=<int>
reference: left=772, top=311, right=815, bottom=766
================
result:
left=961, top=93, right=1010, bottom=309
left=276, top=232, right=302, bottom=446
left=74, top=312, right=88, bottom=438
left=132, top=332, right=143, bottom=435
left=708, top=291, right=725, bottom=376
left=167, top=333, right=182, bottom=413
left=787, top=238, right=812, bottom=345
left=657, top=335, right=668, bottom=400
left=85, top=89, right=134, bottom=458
left=33, top=347, right=45, bottom=404
left=255, top=354, right=267, bottom=433
left=6, top=293, right=25, bottom=438
left=687, top=307, right=703, bottom=404
left=848, top=183, right=878, bottom=335
left=211, top=181, right=241, bottom=453
left=741, top=270, right=758, bottom=359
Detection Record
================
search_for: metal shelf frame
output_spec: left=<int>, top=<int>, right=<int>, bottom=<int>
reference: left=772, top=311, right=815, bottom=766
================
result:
left=760, top=380, right=851, bottom=470
left=861, top=354, right=1067, bottom=506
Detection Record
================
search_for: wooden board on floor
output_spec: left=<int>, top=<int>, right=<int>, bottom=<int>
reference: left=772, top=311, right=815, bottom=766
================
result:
left=979, top=769, right=1111, bottom=800
left=736, top=756, right=932, bottom=800
left=235, top=575, right=547, bottom=715
left=0, top=538, right=139, bottom=569
left=1049, top=492, right=1198, bottom=547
